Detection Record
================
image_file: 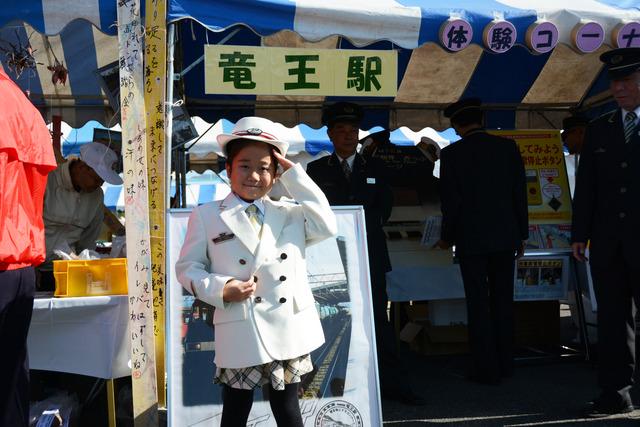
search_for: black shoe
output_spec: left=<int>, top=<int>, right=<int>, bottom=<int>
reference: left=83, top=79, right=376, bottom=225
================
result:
left=383, top=387, right=427, bottom=406
left=500, top=367, right=514, bottom=378
left=584, top=397, right=634, bottom=418
left=465, top=373, right=501, bottom=386
left=398, top=389, right=427, bottom=406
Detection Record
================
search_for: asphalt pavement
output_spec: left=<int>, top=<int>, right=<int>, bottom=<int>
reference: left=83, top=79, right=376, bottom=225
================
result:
left=382, top=309, right=640, bottom=427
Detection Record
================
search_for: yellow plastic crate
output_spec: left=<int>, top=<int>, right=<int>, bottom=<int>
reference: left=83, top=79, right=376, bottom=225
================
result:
left=53, top=258, right=128, bottom=297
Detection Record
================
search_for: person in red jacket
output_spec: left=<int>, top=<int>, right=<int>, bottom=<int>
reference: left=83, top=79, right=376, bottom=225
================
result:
left=0, top=68, right=57, bottom=427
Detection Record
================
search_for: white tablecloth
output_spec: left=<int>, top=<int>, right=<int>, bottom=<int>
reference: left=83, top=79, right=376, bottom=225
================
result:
left=29, top=296, right=131, bottom=379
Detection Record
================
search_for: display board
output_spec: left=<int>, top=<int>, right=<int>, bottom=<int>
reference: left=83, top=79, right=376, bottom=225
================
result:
left=167, top=207, right=382, bottom=426
left=491, top=130, right=573, bottom=302
left=491, top=130, right=572, bottom=251
left=514, top=255, right=570, bottom=301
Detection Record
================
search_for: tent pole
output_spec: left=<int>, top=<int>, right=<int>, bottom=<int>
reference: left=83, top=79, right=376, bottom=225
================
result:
left=166, top=23, right=176, bottom=210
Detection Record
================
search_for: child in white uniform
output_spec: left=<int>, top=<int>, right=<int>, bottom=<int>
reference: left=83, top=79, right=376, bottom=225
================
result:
left=176, top=117, right=337, bottom=426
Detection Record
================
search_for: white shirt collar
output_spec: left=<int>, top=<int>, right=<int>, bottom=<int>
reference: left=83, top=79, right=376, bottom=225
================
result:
left=622, top=106, right=640, bottom=124
left=233, top=193, right=265, bottom=215
left=336, top=153, right=356, bottom=169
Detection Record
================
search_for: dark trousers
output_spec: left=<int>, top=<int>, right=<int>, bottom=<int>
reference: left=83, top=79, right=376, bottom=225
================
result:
left=220, top=383, right=303, bottom=427
left=0, top=267, right=35, bottom=427
left=370, top=267, right=411, bottom=395
left=589, top=241, right=640, bottom=403
left=459, top=251, right=515, bottom=380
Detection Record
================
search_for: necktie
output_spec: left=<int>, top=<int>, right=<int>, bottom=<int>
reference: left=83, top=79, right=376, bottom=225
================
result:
left=245, top=204, right=263, bottom=235
left=624, top=111, right=637, bottom=143
left=341, top=158, right=351, bottom=181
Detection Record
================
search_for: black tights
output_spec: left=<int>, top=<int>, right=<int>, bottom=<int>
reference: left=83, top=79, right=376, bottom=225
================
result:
left=220, top=383, right=303, bottom=427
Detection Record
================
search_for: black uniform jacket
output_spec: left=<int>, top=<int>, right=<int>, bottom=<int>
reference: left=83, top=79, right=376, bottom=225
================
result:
left=439, top=129, right=528, bottom=255
left=306, top=153, right=393, bottom=274
left=572, top=109, right=640, bottom=249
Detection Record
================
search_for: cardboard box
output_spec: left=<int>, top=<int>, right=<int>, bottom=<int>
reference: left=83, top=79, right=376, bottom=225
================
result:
left=392, top=188, right=421, bottom=206
left=400, top=321, right=469, bottom=356
left=404, top=302, right=429, bottom=322
left=428, top=299, right=467, bottom=326
left=400, top=300, right=560, bottom=355
left=514, top=300, right=560, bottom=346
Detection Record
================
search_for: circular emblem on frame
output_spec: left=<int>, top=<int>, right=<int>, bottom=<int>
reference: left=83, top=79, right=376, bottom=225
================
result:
left=315, top=400, right=363, bottom=427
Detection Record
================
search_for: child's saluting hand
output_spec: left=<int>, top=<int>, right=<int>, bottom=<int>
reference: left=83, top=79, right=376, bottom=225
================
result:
left=273, top=150, right=294, bottom=172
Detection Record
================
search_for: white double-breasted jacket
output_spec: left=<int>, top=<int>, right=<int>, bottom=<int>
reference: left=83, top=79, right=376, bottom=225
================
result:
left=176, top=164, right=337, bottom=369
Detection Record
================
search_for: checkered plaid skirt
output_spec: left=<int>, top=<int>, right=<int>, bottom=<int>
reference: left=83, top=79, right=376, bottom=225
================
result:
left=215, top=354, right=313, bottom=391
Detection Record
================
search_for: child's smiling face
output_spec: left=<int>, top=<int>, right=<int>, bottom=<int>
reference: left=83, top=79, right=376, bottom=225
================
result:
left=226, top=141, right=277, bottom=202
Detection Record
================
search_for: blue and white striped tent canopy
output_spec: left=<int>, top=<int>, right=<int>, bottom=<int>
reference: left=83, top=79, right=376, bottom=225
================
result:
left=55, top=120, right=120, bottom=157
left=2, top=1, right=640, bottom=129
left=167, top=0, right=640, bottom=49
left=188, top=117, right=458, bottom=156
left=59, top=117, right=459, bottom=159
left=66, top=116, right=457, bottom=210
left=0, top=1, right=117, bottom=126
left=171, top=0, right=640, bottom=130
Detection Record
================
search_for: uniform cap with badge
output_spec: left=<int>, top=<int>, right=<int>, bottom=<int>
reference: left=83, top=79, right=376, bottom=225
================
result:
left=217, top=116, right=290, bottom=157
left=600, top=47, right=640, bottom=80
left=321, top=102, right=364, bottom=127
left=80, top=142, right=123, bottom=185
left=561, top=115, right=589, bottom=141
left=443, top=97, right=482, bottom=122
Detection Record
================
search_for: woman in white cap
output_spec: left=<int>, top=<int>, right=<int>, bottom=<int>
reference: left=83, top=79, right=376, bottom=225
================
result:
left=38, top=142, right=123, bottom=290
left=176, top=116, right=337, bottom=426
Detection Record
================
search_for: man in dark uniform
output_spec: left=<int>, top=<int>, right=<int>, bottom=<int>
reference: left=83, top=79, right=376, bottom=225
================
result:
left=306, top=102, right=424, bottom=405
left=562, top=115, right=589, bottom=197
left=562, top=115, right=589, bottom=156
left=436, top=98, right=528, bottom=385
left=572, top=47, right=640, bottom=417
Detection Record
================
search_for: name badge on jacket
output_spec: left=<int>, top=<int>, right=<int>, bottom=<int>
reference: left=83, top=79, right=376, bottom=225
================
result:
left=213, top=232, right=235, bottom=244
left=366, top=177, right=376, bottom=184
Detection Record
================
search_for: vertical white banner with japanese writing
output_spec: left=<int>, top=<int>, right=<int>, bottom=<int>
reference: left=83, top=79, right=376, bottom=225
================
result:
left=117, top=0, right=159, bottom=424
left=144, top=0, right=167, bottom=408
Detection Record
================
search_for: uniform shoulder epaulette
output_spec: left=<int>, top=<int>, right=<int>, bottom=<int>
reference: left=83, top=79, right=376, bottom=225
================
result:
left=594, top=109, right=617, bottom=123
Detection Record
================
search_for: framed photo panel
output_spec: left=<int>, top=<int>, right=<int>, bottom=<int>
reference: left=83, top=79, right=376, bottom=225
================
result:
left=167, top=206, right=382, bottom=426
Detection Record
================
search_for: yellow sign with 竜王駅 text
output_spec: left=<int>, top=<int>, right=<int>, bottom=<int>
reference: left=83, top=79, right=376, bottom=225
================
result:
left=204, top=45, right=397, bottom=97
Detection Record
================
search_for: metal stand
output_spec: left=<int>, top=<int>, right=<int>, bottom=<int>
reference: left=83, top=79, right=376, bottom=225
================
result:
left=570, top=257, right=591, bottom=361
left=514, top=259, right=592, bottom=365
